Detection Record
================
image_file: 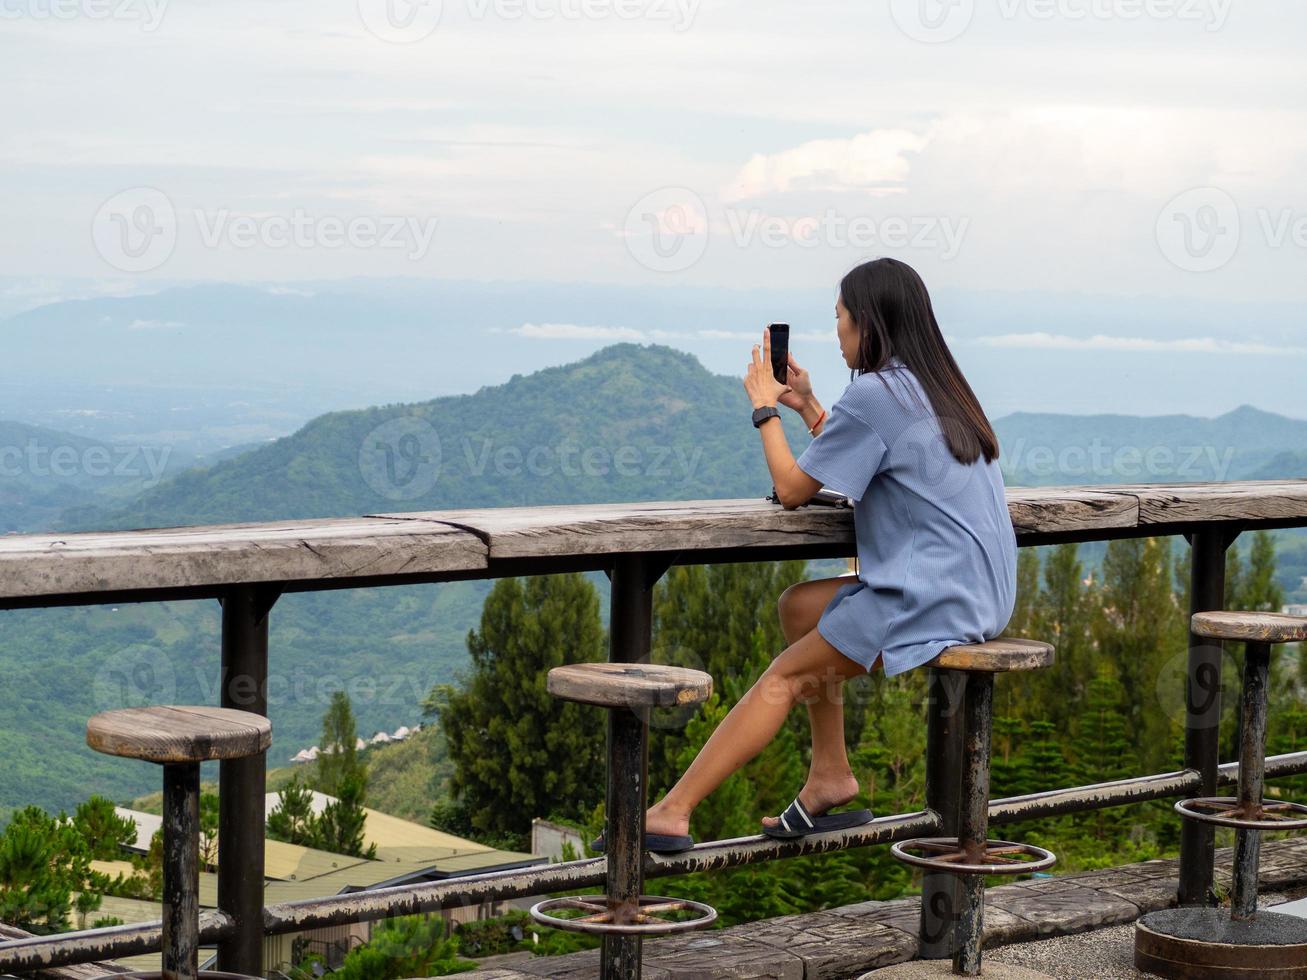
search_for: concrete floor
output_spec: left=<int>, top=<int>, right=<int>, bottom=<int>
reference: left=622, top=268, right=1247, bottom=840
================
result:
left=856, top=924, right=1144, bottom=980
left=864, top=891, right=1299, bottom=980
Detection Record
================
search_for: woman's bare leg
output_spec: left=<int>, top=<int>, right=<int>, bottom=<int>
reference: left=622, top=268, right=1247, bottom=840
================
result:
left=644, top=593, right=869, bottom=837
left=778, top=576, right=861, bottom=777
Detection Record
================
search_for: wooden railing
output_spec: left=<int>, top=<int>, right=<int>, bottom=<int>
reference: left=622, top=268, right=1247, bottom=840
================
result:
left=1, top=480, right=1307, bottom=974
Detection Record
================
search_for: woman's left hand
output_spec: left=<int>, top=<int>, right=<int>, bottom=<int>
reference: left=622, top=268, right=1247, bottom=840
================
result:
left=743, top=327, right=793, bottom=410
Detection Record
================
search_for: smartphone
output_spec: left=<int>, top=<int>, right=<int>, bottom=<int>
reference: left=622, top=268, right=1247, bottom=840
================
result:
left=767, top=323, right=790, bottom=385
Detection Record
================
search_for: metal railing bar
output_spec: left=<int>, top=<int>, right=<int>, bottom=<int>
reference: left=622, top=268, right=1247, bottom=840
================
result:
left=0, top=910, right=234, bottom=972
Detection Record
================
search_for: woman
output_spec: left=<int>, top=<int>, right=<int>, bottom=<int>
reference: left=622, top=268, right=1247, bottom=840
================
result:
left=606, top=257, right=1019, bottom=852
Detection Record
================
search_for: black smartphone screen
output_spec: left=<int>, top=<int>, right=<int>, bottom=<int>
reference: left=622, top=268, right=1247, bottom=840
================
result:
left=768, top=323, right=790, bottom=384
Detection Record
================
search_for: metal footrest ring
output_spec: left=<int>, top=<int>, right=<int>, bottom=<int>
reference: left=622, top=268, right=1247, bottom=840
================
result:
left=529, top=894, right=717, bottom=935
left=1174, top=796, right=1307, bottom=830
left=890, top=837, right=1057, bottom=875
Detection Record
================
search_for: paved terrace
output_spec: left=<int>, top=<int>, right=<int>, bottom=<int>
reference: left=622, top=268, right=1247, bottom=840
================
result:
left=459, top=837, right=1307, bottom=979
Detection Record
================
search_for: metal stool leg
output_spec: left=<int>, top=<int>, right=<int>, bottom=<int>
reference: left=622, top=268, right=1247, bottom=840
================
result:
left=1232, top=640, right=1270, bottom=920
left=162, top=761, right=201, bottom=980
left=955, top=672, right=994, bottom=977
left=920, top=667, right=965, bottom=959
left=602, top=703, right=648, bottom=980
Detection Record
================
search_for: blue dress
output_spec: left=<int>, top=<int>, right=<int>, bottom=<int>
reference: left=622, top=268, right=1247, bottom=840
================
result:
left=794, top=356, right=1018, bottom=676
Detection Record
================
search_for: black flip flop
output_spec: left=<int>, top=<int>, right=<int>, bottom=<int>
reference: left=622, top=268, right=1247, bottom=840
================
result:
left=590, top=831, right=696, bottom=855
left=761, top=795, right=874, bottom=839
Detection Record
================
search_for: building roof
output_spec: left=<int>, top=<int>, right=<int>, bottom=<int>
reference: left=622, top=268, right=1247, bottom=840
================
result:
left=262, top=789, right=499, bottom=863
left=103, top=802, right=541, bottom=914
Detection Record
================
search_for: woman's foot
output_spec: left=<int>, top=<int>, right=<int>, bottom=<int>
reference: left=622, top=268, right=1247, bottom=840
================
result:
left=760, top=771, right=860, bottom=830
left=645, top=798, right=691, bottom=838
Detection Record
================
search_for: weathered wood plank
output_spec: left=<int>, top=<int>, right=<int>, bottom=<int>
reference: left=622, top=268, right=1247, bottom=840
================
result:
left=0, top=518, right=487, bottom=601
left=2, top=481, right=1306, bottom=603
left=547, top=663, right=713, bottom=709
left=1192, top=610, right=1307, bottom=643
left=1005, top=486, right=1140, bottom=535
left=378, top=498, right=856, bottom=560
left=87, top=706, right=271, bottom=764
left=724, top=911, right=920, bottom=978
left=931, top=637, right=1055, bottom=673
left=383, top=487, right=1134, bottom=560
left=1100, top=479, right=1307, bottom=525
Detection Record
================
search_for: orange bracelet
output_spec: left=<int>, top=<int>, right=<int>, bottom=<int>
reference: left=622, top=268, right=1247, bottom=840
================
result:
left=808, top=409, right=826, bottom=435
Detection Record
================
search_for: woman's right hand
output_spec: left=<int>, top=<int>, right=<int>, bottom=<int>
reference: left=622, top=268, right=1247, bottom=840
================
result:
left=778, top=352, right=813, bottom=412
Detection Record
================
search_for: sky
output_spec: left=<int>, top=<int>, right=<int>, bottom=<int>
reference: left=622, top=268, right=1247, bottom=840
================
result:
left=2, top=0, right=1306, bottom=417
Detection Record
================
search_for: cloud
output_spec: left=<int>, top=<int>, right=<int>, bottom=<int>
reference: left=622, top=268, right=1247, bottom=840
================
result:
left=975, top=332, right=1307, bottom=355
left=500, top=325, right=833, bottom=343
left=726, top=129, right=927, bottom=201
left=507, top=323, right=646, bottom=340
left=127, top=319, right=186, bottom=330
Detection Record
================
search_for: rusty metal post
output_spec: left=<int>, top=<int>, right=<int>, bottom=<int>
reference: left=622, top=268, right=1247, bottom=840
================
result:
left=217, top=585, right=278, bottom=976
left=603, top=555, right=655, bottom=979
left=1179, top=528, right=1234, bottom=906
left=954, top=673, right=994, bottom=977
left=162, top=761, right=201, bottom=980
left=920, top=666, right=965, bottom=959
left=1231, top=640, right=1271, bottom=920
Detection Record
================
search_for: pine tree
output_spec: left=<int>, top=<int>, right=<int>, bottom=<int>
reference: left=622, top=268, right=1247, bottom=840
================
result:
left=71, top=797, right=137, bottom=860
left=1032, top=543, right=1094, bottom=731
left=431, top=573, right=607, bottom=837
left=1015, top=720, right=1072, bottom=796
left=315, top=771, right=377, bottom=859
left=317, top=690, right=362, bottom=798
left=1094, top=536, right=1185, bottom=769
left=1236, top=530, right=1285, bottom=611
left=268, top=774, right=318, bottom=846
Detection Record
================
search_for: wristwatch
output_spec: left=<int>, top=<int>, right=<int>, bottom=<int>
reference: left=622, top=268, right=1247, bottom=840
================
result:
left=752, top=406, right=780, bottom=428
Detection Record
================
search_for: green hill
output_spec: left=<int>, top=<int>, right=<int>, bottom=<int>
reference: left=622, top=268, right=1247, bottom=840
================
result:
left=0, top=420, right=198, bottom=533
left=130, top=724, right=450, bottom=825
left=66, top=343, right=802, bottom=530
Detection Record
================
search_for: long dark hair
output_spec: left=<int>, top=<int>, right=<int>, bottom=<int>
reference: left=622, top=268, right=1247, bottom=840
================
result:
left=839, top=257, right=1000, bottom=465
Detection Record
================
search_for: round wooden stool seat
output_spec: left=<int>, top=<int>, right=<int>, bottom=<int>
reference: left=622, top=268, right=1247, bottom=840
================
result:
left=87, top=706, right=272, bottom=764
left=547, top=662, right=712, bottom=709
left=927, top=637, right=1055, bottom=673
left=1191, top=610, right=1307, bottom=644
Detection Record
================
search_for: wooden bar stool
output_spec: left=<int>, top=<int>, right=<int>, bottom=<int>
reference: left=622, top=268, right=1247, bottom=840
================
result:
left=87, top=706, right=272, bottom=980
left=891, top=638, right=1058, bottom=977
left=530, top=662, right=717, bottom=980
left=1135, top=611, right=1307, bottom=978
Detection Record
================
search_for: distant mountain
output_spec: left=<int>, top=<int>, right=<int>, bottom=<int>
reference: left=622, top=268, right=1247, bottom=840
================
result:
left=0, top=420, right=196, bottom=532
left=64, top=344, right=1307, bottom=530
left=67, top=343, right=808, bottom=530
left=1249, top=450, right=1307, bottom=481
left=994, top=405, right=1307, bottom=486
